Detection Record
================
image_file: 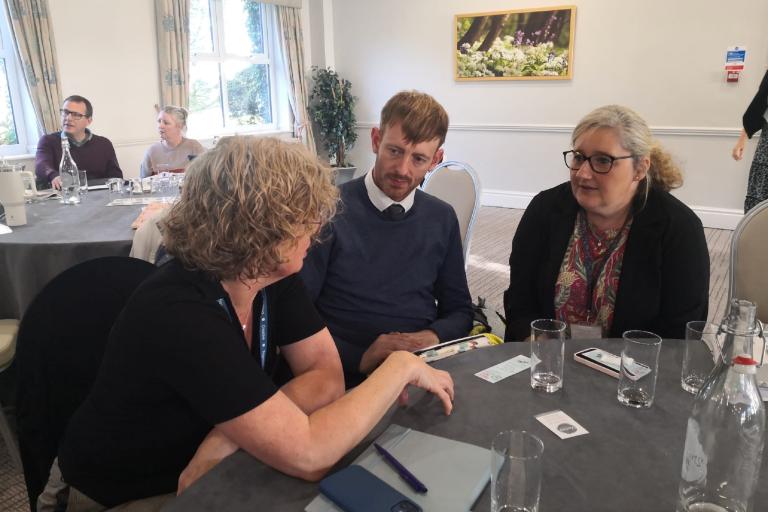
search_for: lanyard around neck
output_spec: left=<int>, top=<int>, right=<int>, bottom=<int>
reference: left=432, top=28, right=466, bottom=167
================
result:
left=577, top=212, right=628, bottom=320
left=217, top=289, right=269, bottom=368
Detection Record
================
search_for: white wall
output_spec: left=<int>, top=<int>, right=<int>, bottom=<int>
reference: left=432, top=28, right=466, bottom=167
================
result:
left=48, top=0, right=159, bottom=178
left=330, top=0, right=768, bottom=228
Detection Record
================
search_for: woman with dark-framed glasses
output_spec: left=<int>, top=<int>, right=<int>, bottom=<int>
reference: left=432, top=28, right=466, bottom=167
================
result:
left=503, top=105, right=709, bottom=341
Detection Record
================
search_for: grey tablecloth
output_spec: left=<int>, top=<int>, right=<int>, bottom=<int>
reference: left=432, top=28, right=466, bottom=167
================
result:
left=163, top=339, right=768, bottom=511
left=0, top=190, right=143, bottom=319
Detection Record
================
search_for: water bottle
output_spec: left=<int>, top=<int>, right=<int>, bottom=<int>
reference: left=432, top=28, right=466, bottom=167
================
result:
left=59, top=134, right=80, bottom=204
left=676, top=299, right=766, bottom=512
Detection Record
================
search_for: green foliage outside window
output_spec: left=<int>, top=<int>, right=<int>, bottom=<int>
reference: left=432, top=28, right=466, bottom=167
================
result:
left=226, top=1, right=271, bottom=126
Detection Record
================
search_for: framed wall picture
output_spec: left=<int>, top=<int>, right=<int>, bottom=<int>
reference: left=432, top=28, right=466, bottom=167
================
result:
left=455, top=5, right=576, bottom=81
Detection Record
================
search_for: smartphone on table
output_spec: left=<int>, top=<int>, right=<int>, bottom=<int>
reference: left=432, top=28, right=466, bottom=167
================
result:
left=574, top=347, right=622, bottom=378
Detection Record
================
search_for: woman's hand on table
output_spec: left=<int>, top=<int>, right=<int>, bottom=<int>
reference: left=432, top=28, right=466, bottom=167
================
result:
left=390, top=351, right=454, bottom=415
left=177, top=428, right=239, bottom=495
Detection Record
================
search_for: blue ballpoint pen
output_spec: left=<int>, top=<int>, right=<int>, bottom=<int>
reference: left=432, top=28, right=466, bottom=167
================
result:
left=373, top=442, right=428, bottom=494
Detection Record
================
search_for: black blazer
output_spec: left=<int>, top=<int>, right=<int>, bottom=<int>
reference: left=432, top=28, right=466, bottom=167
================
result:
left=743, top=69, right=768, bottom=138
left=503, top=183, right=710, bottom=341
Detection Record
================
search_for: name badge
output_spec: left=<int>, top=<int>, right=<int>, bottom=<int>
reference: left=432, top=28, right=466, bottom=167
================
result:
left=570, top=323, right=602, bottom=340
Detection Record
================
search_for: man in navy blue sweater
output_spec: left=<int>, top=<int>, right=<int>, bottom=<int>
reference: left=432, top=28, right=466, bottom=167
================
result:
left=301, top=91, right=472, bottom=387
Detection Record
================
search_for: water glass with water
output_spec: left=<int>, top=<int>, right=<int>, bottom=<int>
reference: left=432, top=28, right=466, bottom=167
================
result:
left=107, top=178, right=122, bottom=194
left=78, top=170, right=88, bottom=196
left=530, top=319, right=567, bottom=392
left=120, top=179, right=135, bottom=196
left=20, top=171, right=36, bottom=203
left=681, top=321, right=718, bottom=395
left=491, top=430, right=544, bottom=512
left=618, top=330, right=662, bottom=408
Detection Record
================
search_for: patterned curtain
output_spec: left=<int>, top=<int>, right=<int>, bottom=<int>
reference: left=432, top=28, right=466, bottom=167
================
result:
left=276, top=5, right=315, bottom=154
left=261, top=0, right=301, bottom=7
left=155, top=0, right=189, bottom=109
left=3, top=0, right=62, bottom=134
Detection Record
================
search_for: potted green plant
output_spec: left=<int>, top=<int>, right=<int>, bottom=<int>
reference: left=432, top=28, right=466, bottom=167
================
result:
left=308, top=67, right=358, bottom=184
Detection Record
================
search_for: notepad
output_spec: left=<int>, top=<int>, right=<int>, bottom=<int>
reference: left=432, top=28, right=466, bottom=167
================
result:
left=306, top=424, right=491, bottom=512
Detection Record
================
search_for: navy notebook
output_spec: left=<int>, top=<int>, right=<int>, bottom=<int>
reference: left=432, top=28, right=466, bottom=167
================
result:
left=306, top=424, right=490, bottom=512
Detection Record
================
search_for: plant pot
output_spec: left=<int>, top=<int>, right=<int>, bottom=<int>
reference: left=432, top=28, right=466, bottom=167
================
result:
left=334, top=166, right=357, bottom=186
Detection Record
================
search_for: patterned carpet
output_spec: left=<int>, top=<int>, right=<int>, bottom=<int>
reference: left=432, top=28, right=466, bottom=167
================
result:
left=0, top=206, right=733, bottom=512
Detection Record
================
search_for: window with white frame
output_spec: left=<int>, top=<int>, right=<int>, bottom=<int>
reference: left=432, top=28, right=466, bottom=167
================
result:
left=0, top=6, right=35, bottom=157
left=189, top=0, right=288, bottom=138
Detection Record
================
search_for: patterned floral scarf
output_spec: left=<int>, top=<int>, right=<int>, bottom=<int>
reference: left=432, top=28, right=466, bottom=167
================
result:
left=554, top=210, right=632, bottom=336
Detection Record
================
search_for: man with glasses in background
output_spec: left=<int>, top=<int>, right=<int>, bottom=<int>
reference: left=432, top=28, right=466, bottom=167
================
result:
left=35, top=95, right=123, bottom=189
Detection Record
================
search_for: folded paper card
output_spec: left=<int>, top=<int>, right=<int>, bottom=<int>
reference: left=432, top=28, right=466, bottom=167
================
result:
left=306, top=424, right=491, bottom=512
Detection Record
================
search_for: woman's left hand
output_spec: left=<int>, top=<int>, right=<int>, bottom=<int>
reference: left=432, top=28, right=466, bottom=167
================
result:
left=177, top=428, right=239, bottom=494
left=177, top=457, right=222, bottom=494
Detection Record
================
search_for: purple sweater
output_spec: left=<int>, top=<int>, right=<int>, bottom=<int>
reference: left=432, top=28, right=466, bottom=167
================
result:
left=35, top=131, right=123, bottom=185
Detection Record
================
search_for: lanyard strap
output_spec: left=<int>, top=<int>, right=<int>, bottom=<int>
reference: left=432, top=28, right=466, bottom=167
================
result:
left=577, top=212, right=628, bottom=320
left=257, top=290, right=268, bottom=369
left=216, top=289, right=269, bottom=369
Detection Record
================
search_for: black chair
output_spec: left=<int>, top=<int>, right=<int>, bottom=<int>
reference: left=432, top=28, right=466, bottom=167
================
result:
left=15, top=257, right=155, bottom=511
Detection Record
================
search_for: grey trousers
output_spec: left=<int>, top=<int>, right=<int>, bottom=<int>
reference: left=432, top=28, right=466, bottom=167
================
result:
left=38, top=458, right=175, bottom=512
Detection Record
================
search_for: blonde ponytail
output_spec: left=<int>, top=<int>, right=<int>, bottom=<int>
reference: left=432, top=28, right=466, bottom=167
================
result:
left=647, top=143, right=682, bottom=192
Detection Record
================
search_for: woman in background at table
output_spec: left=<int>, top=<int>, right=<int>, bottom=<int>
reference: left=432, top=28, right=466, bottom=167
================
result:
left=731, top=68, right=768, bottom=212
left=51, top=137, right=453, bottom=512
left=139, top=105, right=205, bottom=178
left=503, top=105, right=709, bottom=342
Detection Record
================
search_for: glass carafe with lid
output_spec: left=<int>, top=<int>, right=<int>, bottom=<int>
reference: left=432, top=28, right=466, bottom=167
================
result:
left=676, top=299, right=766, bottom=512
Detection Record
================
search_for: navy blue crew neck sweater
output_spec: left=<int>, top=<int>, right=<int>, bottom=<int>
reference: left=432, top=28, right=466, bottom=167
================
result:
left=301, top=176, right=472, bottom=384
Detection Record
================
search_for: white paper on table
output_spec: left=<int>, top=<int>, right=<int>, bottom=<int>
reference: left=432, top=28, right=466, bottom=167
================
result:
left=474, top=355, right=531, bottom=383
left=535, top=410, right=589, bottom=439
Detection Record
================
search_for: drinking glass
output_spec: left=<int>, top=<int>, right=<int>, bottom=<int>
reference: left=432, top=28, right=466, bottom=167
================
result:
left=530, top=319, right=567, bottom=392
left=120, top=179, right=134, bottom=196
left=681, top=321, right=718, bottom=395
left=491, top=430, right=544, bottom=512
left=107, top=178, right=122, bottom=194
left=20, top=171, right=36, bottom=203
left=618, top=330, right=662, bottom=408
left=78, top=170, right=88, bottom=195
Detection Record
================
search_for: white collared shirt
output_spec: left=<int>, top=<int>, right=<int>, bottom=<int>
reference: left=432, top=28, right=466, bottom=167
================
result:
left=364, top=170, right=415, bottom=213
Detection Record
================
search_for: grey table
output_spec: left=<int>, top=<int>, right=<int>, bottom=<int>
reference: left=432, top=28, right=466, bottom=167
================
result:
left=0, top=190, right=144, bottom=319
left=163, top=339, right=768, bottom=512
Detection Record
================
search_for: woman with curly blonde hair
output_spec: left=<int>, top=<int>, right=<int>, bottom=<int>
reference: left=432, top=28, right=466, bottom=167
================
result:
left=504, top=105, right=709, bottom=342
left=55, top=136, right=454, bottom=511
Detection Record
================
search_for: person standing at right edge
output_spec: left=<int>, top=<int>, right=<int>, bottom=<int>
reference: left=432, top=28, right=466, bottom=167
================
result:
left=732, top=68, right=768, bottom=212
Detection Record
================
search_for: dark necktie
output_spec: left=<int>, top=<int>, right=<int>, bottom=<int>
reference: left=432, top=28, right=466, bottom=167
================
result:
left=384, top=203, right=405, bottom=221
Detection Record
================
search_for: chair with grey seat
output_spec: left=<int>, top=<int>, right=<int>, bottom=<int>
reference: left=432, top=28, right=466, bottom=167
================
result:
left=129, top=209, right=170, bottom=265
left=0, top=318, right=21, bottom=470
left=728, top=198, right=768, bottom=390
left=728, top=198, right=768, bottom=324
left=421, top=161, right=481, bottom=266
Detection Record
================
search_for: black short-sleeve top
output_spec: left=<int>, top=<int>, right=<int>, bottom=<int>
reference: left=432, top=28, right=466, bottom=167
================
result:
left=58, top=259, right=325, bottom=507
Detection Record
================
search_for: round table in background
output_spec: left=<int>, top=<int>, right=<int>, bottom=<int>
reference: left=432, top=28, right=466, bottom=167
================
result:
left=0, top=190, right=144, bottom=319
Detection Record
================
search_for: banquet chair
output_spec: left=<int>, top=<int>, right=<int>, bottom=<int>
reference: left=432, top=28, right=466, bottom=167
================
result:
left=129, top=208, right=169, bottom=265
left=421, top=161, right=481, bottom=265
left=15, top=257, right=155, bottom=511
left=0, top=318, right=21, bottom=469
left=728, top=199, right=768, bottom=390
left=728, top=198, right=768, bottom=324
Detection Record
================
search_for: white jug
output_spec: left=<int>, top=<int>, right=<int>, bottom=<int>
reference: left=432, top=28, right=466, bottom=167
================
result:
left=0, top=171, right=27, bottom=226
